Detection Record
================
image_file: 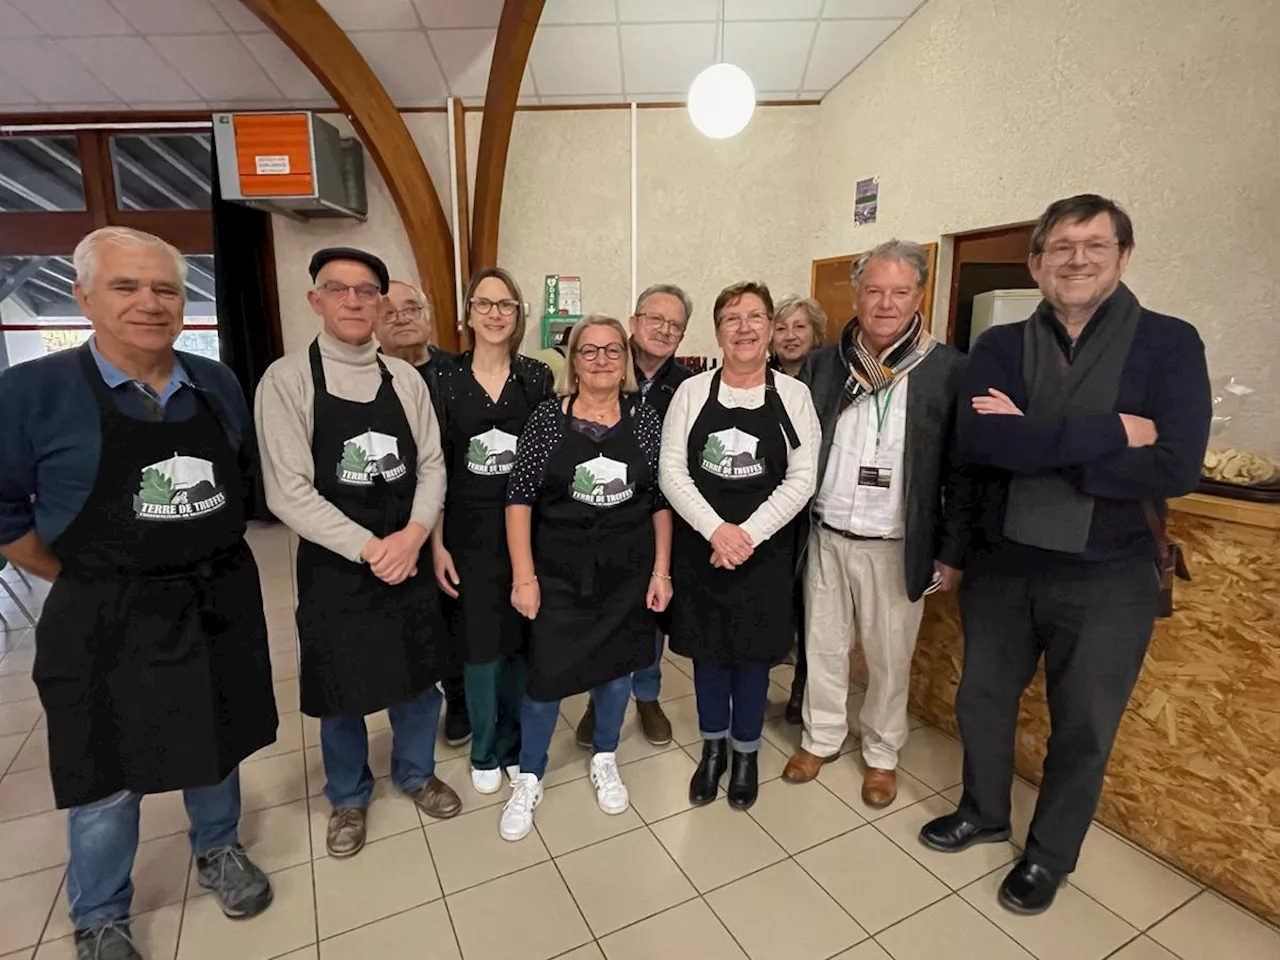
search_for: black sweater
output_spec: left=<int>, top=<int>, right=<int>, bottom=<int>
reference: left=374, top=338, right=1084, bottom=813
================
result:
left=958, top=297, right=1211, bottom=570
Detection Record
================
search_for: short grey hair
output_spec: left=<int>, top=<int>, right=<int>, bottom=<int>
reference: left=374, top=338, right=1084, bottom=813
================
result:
left=772, top=295, right=828, bottom=342
left=73, top=226, right=188, bottom=289
left=554, top=314, right=639, bottom=397
left=633, top=283, right=692, bottom=324
left=388, top=279, right=432, bottom=315
left=851, top=239, right=929, bottom=291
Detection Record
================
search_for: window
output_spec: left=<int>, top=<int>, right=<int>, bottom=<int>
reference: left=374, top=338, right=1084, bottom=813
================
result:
left=0, top=129, right=216, bottom=373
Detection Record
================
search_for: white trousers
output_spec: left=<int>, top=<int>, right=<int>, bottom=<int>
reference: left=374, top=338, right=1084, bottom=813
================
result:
left=801, top=526, right=924, bottom=769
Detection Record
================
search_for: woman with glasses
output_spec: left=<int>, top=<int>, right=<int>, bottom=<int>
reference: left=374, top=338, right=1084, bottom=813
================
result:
left=428, top=267, right=554, bottom=796
left=499, top=315, right=673, bottom=841
left=660, top=282, right=821, bottom=809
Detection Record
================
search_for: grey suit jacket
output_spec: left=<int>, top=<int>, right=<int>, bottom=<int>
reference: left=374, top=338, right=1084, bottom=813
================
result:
left=800, top=340, right=971, bottom=601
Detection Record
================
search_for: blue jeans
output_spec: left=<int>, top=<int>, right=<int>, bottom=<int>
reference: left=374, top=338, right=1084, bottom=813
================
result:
left=693, top=662, right=771, bottom=753
left=520, top=673, right=631, bottom=778
left=320, top=686, right=442, bottom=808
left=630, top=628, right=665, bottom=701
left=66, top=770, right=241, bottom=931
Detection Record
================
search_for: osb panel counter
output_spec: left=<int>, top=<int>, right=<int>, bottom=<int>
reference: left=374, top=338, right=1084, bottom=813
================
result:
left=908, top=493, right=1280, bottom=923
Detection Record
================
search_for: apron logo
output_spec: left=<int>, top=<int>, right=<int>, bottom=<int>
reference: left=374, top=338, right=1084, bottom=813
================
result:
left=700, top=427, right=764, bottom=479
left=134, top=453, right=227, bottom=521
left=467, top=428, right=519, bottom=476
left=571, top=455, right=635, bottom=507
left=338, top=430, right=408, bottom=486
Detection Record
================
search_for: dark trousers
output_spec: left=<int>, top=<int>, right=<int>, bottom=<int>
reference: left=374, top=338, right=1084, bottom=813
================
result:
left=793, top=574, right=807, bottom=678
left=465, top=655, right=524, bottom=771
left=955, top=558, right=1158, bottom=874
left=693, top=662, right=772, bottom=753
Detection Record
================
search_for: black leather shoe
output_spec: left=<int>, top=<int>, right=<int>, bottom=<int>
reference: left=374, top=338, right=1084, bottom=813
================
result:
left=443, top=700, right=471, bottom=747
left=784, top=672, right=805, bottom=725
left=689, top=739, right=728, bottom=805
left=998, top=858, right=1065, bottom=915
left=918, top=812, right=1011, bottom=852
left=727, top=749, right=759, bottom=810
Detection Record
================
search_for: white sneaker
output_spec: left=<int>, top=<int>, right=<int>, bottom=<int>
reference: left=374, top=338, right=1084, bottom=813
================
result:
left=589, top=752, right=629, bottom=815
left=504, top=765, right=520, bottom=782
left=471, top=766, right=503, bottom=795
left=499, top=773, right=542, bottom=841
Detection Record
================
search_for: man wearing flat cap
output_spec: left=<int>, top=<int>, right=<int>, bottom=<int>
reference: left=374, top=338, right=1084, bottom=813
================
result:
left=255, top=247, right=462, bottom=859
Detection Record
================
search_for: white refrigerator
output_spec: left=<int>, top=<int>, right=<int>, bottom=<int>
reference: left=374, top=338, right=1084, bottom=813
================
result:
left=969, top=289, right=1042, bottom=348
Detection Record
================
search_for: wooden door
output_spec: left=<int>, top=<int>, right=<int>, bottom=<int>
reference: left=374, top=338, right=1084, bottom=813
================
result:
left=945, top=224, right=1035, bottom=347
left=810, top=242, right=938, bottom=345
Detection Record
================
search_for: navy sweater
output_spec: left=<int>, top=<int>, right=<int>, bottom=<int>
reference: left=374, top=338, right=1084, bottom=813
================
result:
left=958, top=299, right=1212, bottom=569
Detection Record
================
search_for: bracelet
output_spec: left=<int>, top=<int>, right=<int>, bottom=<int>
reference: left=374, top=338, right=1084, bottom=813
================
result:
left=650, top=572, right=671, bottom=580
left=515, top=576, right=538, bottom=588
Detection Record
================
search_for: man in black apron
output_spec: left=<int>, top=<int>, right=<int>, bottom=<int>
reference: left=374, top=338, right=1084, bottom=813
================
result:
left=256, top=248, right=461, bottom=861
left=0, top=227, right=277, bottom=960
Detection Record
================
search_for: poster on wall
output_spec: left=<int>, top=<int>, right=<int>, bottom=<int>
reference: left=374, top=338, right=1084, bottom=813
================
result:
left=854, top=177, right=879, bottom=226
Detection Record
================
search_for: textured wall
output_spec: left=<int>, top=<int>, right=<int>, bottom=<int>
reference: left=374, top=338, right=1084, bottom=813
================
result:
left=813, top=0, right=1280, bottom=454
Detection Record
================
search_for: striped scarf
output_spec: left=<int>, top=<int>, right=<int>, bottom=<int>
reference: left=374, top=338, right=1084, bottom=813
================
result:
left=840, top=313, right=934, bottom=409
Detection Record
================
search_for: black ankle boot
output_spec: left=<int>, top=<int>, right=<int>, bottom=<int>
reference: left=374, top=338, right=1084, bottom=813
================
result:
left=784, top=671, right=806, bottom=725
left=689, top=739, right=728, bottom=805
left=727, top=750, right=759, bottom=810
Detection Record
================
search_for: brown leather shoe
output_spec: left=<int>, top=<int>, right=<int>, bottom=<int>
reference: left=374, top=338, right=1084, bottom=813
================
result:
left=782, top=747, right=835, bottom=783
left=862, top=767, right=898, bottom=808
left=635, top=699, right=673, bottom=746
left=407, top=776, right=462, bottom=820
left=576, top=700, right=596, bottom=749
left=326, top=806, right=367, bottom=858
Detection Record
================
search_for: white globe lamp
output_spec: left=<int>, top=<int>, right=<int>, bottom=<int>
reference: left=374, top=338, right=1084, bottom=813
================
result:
left=687, top=62, right=756, bottom=140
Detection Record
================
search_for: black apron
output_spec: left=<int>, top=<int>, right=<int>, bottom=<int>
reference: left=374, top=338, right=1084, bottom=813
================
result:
left=527, top=396, right=656, bottom=701
left=295, top=340, right=453, bottom=717
left=439, top=360, right=535, bottom=663
left=33, top=346, right=276, bottom=809
left=669, top=369, right=802, bottom=666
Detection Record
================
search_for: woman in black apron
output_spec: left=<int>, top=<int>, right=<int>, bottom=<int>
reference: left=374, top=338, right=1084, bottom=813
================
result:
left=498, top=315, right=673, bottom=842
left=663, top=282, right=820, bottom=810
left=428, top=267, right=553, bottom=795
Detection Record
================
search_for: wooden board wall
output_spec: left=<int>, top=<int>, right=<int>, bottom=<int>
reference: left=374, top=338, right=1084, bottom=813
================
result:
left=811, top=243, right=938, bottom=345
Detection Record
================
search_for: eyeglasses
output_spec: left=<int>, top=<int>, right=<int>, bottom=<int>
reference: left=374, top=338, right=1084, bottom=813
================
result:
left=636, top=312, right=687, bottom=335
left=1041, top=240, right=1119, bottom=265
left=575, top=343, right=625, bottom=362
left=317, top=281, right=382, bottom=304
left=470, top=297, right=520, bottom=317
left=719, top=311, right=770, bottom=329
left=388, top=303, right=426, bottom=320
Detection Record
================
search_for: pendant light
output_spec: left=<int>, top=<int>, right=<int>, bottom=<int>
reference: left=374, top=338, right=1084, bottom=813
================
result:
left=687, top=0, right=756, bottom=139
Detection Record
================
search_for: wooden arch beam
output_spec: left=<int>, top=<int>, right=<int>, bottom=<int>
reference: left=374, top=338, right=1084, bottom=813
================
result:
left=240, top=0, right=459, bottom=349
left=470, top=0, right=545, bottom=272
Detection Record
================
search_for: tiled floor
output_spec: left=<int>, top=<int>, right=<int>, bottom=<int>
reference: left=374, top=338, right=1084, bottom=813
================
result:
left=1, top=523, right=1278, bottom=960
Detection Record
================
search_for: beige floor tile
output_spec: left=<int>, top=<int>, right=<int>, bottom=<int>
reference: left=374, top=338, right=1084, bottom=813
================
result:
left=876, top=895, right=1033, bottom=960
left=0, top=674, right=37, bottom=705
left=235, top=799, right=313, bottom=873
left=556, top=946, right=605, bottom=960
left=1069, top=826, right=1200, bottom=929
left=796, top=826, right=948, bottom=934
left=706, top=859, right=867, bottom=960
left=656, top=662, right=695, bottom=703
left=270, top=650, right=299, bottom=682
left=760, top=713, right=802, bottom=756
left=319, top=901, right=460, bottom=960
left=301, top=713, right=320, bottom=748
left=0, top=650, right=34, bottom=678
left=828, top=942, right=892, bottom=960
left=309, top=778, right=422, bottom=856
left=621, top=748, right=697, bottom=823
left=179, top=862, right=315, bottom=960
left=613, top=707, right=682, bottom=767
left=896, top=727, right=963, bottom=791
left=532, top=777, right=643, bottom=856
left=268, top=625, right=298, bottom=654
left=0, top=733, right=27, bottom=774
left=247, top=711, right=303, bottom=763
left=38, top=903, right=182, bottom=960
left=447, top=861, right=592, bottom=960
left=658, top=694, right=704, bottom=747
left=557, top=828, right=696, bottom=937
left=1107, top=937, right=1180, bottom=960
left=273, top=950, right=318, bottom=960
left=240, top=751, right=307, bottom=813
left=560, top=691, right=590, bottom=727
left=6, top=734, right=47, bottom=774
left=0, top=866, right=62, bottom=955
left=960, top=867, right=1138, bottom=960
left=428, top=755, right=510, bottom=816
left=1, top=949, right=35, bottom=960
left=1148, top=891, right=1280, bottom=960
left=598, top=899, right=746, bottom=960
left=762, top=681, right=793, bottom=721
left=540, top=728, right=594, bottom=788
left=650, top=801, right=786, bottom=893
left=664, top=651, right=694, bottom=677
left=305, top=746, right=325, bottom=797
left=819, top=754, right=935, bottom=822
left=139, top=790, right=190, bottom=843
left=0, top=768, right=55, bottom=822
left=426, top=802, right=549, bottom=893
left=0, top=809, right=67, bottom=880
left=0, top=702, right=41, bottom=738
left=273, top=678, right=300, bottom=713
left=875, top=795, right=1018, bottom=890
left=746, top=778, right=863, bottom=854
left=313, top=831, right=441, bottom=939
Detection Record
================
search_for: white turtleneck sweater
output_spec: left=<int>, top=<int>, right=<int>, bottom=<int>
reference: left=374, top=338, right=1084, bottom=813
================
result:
left=254, top=331, right=445, bottom=563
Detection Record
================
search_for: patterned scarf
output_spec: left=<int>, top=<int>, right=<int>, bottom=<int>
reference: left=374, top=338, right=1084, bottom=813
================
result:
left=839, top=312, right=935, bottom=409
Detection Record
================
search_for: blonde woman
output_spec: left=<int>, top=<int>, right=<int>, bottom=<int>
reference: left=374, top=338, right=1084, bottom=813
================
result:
left=500, top=315, right=674, bottom=841
left=770, top=296, right=827, bottom=377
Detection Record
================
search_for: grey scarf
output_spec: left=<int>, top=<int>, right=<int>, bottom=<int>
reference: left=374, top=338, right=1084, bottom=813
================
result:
left=1002, top=284, right=1142, bottom=552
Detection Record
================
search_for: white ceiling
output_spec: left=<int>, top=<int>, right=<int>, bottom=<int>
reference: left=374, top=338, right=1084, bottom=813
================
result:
left=0, top=0, right=926, bottom=113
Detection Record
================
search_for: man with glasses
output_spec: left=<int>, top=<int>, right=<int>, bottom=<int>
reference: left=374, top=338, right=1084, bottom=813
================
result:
left=256, top=247, right=462, bottom=860
left=575, top=283, right=693, bottom=750
left=919, top=196, right=1211, bottom=915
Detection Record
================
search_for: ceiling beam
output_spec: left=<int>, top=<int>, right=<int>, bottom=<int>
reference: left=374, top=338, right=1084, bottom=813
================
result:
left=239, top=0, right=459, bottom=350
left=470, top=0, right=545, bottom=272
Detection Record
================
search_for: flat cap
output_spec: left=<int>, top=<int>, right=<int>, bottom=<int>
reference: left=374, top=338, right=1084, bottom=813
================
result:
left=308, top=247, right=389, bottom=294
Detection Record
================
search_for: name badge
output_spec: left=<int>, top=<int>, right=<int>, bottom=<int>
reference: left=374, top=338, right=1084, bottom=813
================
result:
left=857, top=465, right=893, bottom=489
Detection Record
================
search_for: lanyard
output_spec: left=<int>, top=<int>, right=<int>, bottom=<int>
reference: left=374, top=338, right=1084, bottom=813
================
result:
left=871, top=381, right=899, bottom=454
